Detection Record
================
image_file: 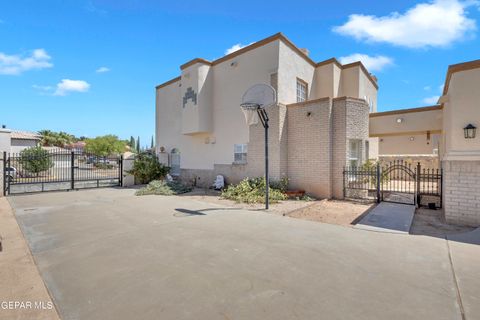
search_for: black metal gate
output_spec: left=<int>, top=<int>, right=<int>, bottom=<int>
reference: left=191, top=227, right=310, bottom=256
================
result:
left=343, top=160, right=442, bottom=208
left=3, top=150, right=123, bottom=195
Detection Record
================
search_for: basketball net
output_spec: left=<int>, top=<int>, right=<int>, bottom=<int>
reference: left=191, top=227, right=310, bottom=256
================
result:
left=242, top=108, right=259, bottom=126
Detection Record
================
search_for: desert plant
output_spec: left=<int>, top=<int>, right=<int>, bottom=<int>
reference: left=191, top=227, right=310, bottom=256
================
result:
left=19, top=147, right=54, bottom=176
left=221, top=177, right=287, bottom=204
left=135, top=180, right=192, bottom=196
left=128, top=153, right=170, bottom=184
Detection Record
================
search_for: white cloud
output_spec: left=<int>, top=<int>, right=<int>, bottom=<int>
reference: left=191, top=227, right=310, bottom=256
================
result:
left=225, top=42, right=253, bottom=55
left=339, top=53, right=393, bottom=72
left=54, top=79, right=90, bottom=96
left=96, top=66, right=110, bottom=73
left=0, top=48, right=53, bottom=75
left=422, top=95, right=440, bottom=104
left=333, top=0, right=478, bottom=48
left=424, top=86, right=432, bottom=91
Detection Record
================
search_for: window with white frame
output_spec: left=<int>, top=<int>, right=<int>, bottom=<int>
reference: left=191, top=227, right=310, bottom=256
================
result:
left=296, top=79, right=307, bottom=102
left=348, top=139, right=362, bottom=167
left=234, top=144, right=247, bottom=163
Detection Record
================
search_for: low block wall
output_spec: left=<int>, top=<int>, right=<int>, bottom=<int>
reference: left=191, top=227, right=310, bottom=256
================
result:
left=180, top=164, right=248, bottom=188
left=443, top=160, right=480, bottom=226
left=379, top=155, right=440, bottom=169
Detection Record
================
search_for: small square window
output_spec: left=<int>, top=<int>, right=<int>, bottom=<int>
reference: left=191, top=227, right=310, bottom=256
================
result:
left=296, top=79, right=307, bottom=103
left=234, top=144, right=247, bottom=163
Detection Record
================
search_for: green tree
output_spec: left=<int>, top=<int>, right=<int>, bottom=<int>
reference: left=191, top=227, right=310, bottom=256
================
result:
left=85, top=135, right=126, bottom=157
left=150, top=135, right=154, bottom=149
left=39, top=130, right=77, bottom=147
left=129, top=136, right=136, bottom=150
left=136, top=136, right=140, bottom=153
left=19, top=147, right=54, bottom=176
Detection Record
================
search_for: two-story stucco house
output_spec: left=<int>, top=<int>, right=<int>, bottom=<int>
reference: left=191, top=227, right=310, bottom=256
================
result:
left=155, top=33, right=378, bottom=198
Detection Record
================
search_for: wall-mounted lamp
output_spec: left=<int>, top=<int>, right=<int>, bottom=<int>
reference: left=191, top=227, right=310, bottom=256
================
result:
left=409, top=137, right=415, bottom=141
left=306, top=111, right=312, bottom=117
left=396, top=118, right=403, bottom=124
left=464, top=124, right=477, bottom=139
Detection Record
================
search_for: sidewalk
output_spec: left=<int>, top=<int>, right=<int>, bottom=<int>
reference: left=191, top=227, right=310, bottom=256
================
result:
left=0, top=197, right=60, bottom=320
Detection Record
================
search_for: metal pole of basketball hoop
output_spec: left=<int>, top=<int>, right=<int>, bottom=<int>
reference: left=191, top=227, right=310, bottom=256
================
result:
left=257, top=108, right=269, bottom=210
left=240, top=84, right=276, bottom=210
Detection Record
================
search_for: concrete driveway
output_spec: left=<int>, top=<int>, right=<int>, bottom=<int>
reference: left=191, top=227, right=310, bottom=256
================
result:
left=8, top=188, right=480, bottom=320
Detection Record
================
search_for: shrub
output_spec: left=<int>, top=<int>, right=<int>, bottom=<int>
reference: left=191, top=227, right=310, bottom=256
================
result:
left=135, top=180, right=192, bottom=196
left=221, top=177, right=287, bottom=204
left=19, top=147, right=54, bottom=176
left=128, top=153, right=170, bottom=184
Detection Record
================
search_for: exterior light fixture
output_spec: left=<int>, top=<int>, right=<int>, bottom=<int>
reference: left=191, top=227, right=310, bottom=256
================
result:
left=396, top=118, right=403, bottom=124
left=464, top=124, right=477, bottom=139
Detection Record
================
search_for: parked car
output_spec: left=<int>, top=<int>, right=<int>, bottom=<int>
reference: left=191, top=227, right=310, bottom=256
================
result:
left=5, top=167, right=17, bottom=182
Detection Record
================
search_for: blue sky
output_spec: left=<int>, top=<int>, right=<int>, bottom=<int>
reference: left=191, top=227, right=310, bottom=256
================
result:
left=1, top=0, right=479, bottom=146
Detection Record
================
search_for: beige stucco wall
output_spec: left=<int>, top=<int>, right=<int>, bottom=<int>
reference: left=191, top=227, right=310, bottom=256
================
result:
left=277, top=41, right=315, bottom=104
left=378, top=133, right=441, bottom=155
left=442, top=68, right=480, bottom=160
left=370, top=109, right=442, bottom=137
left=0, top=129, right=11, bottom=154
left=156, top=40, right=280, bottom=172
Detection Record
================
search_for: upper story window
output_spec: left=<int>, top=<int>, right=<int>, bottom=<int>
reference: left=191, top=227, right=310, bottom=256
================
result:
left=296, top=78, right=308, bottom=102
left=234, top=144, right=247, bottom=164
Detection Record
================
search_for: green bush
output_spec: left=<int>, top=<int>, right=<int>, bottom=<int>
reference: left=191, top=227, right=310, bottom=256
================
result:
left=19, top=147, right=54, bottom=176
left=221, top=177, right=287, bottom=204
left=94, top=163, right=114, bottom=169
left=128, top=153, right=170, bottom=184
left=135, top=180, right=192, bottom=196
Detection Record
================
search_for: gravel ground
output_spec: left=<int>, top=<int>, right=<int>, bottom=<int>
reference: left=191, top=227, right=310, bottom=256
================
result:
left=410, top=208, right=475, bottom=238
left=179, top=188, right=316, bottom=216
left=287, top=199, right=375, bottom=226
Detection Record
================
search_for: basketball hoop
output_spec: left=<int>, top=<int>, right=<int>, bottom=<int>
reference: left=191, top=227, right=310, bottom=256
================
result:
left=241, top=105, right=260, bottom=125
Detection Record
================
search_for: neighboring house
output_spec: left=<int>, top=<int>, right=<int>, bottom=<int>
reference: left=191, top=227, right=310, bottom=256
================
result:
left=155, top=33, right=378, bottom=198
left=370, top=59, right=480, bottom=226
left=11, top=130, right=41, bottom=153
left=0, top=127, right=41, bottom=154
left=65, top=141, right=86, bottom=153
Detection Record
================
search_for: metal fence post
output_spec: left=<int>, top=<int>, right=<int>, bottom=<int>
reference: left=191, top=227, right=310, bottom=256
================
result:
left=376, top=163, right=381, bottom=203
left=71, top=151, right=75, bottom=190
left=119, top=154, right=123, bottom=187
left=2, top=151, right=6, bottom=196
left=416, top=162, right=421, bottom=207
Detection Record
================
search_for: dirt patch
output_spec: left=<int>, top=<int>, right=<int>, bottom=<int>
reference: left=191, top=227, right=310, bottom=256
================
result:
left=410, top=208, right=475, bottom=238
left=287, top=199, right=375, bottom=227
left=0, top=198, right=60, bottom=320
left=179, top=188, right=315, bottom=216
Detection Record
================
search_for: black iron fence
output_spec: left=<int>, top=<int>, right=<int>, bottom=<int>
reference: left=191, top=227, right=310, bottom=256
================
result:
left=3, top=150, right=122, bottom=195
left=343, top=160, right=442, bottom=208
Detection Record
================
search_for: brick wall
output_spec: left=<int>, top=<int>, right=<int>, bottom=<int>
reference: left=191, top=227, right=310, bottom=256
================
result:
left=443, top=160, right=480, bottom=226
left=247, top=104, right=288, bottom=181
left=332, top=97, right=369, bottom=198
left=287, top=98, right=332, bottom=198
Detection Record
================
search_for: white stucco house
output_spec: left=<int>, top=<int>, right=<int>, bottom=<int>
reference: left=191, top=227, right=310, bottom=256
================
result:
left=155, top=33, right=378, bottom=199
left=0, top=126, right=41, bottom=154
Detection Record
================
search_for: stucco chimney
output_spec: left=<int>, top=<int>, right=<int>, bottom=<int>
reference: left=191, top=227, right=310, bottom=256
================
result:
left=300, top=48, right=310, bottom=56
